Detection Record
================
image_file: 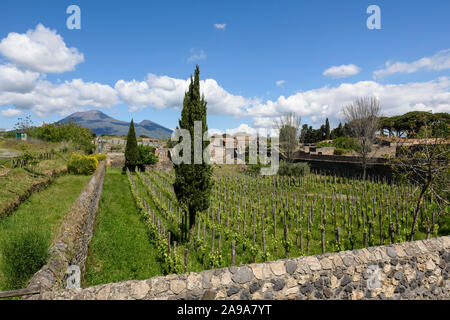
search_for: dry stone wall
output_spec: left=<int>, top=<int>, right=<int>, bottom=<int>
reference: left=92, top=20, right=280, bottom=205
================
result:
left=24, top=162, right=106, bottom=297
left=35, top=236, right=449, bottom=300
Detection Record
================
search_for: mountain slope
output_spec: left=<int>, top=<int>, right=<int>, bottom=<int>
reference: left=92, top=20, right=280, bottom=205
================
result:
left=60, top=110, right=172, bottom=139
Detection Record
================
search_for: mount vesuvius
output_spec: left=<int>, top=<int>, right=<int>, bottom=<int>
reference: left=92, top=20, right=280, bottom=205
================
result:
left=60, top=110, right=173, bottom=139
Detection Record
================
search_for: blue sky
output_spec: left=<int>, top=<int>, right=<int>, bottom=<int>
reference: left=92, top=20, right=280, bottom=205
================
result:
left=0, top=0, right=449, bottom=134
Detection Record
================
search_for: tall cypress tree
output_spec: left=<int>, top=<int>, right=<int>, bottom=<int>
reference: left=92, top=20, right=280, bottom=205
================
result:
left=325, top=118, right=331, bottom=140
left=173, top=65, right=212, bottom=242
left=124, top=119, right=138, bottom=172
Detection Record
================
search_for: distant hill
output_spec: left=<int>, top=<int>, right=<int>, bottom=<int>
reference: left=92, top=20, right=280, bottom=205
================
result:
left=60, top=110, right=173, bottom=139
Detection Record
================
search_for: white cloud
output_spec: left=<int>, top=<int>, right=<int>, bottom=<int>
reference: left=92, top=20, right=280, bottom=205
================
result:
left=0, top=64, right=40, bottom=93
left=0, top=24, right=84, bottom=73
left=323, top=64, right=361, bottom=79
left=214, top=24, right=226, bottom=30
left=248, top=77, right=450, bottom=128
left=374, top=49, right=450, bottom=79
left=208, top=123, right=277, bottom=138
left=0, top=108, right=23, bottom=118
left=187, top=49, right=206, bottom=62
left=1, top=64, right=448, bottom=129
left=276, top=80, right=285, bottom=86
left=0, top=79, right=119, bottom=117
left=225, top=123, right=257, bottom=136
left=115, top=74, right=255, bottom=116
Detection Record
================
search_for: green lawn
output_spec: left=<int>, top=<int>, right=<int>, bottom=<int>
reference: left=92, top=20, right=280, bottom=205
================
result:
left=0, top=173, right=91, bottom=291
left=83, top=168, right=163, bottom=287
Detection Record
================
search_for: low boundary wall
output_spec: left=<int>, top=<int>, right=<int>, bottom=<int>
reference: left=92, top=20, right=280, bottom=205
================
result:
left=34, top=236, right=449, bottom=300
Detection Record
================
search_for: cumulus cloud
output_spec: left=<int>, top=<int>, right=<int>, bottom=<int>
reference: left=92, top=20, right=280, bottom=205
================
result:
left=276, top=80, right=285, bottom=86
left=115, top=74, right=255, bottom=116
left=214, top=24, right=226, bottom=30
left=0, top=64, right=40, bottom=93
left=374, top=49, right=450, bottom=79
left=0, top=24, right=84, bottom=73
left=208, top=123, right=277, bottom=138
left=0, top=108, right=23, bottom=118
left=323, top=64, right=361, bottom=79
left=248, top=77, right=450, bottom=128
left=187, top=49, right=206, bottom=62
left=0, top=79, right=119, bottom=117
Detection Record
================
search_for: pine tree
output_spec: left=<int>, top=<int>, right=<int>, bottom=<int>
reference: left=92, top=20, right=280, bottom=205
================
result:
left=124, top=119, right=138, bottom=172
left=173, top=65, right=213, bottom=242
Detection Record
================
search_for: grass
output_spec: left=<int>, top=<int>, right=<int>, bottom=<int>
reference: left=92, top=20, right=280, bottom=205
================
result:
left=0, top=137, right=63, bottom=154
left=0, top=156, right=68, bottom=216
left=0, top=173, right=91, bottom=291
left=83, top=168, right=163, bottom=287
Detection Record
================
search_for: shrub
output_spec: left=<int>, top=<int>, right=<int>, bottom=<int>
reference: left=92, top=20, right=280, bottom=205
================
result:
left=30, top=122, right=94, bottom=153
left=94, top=153, right=107, bottom=162
left=316, top=141, right=332, bottom=147
left=334, top=148, right=346, bottom=155
left=67, top=153, right=98, bottom=175
left=332, top=136, right=359, bottom=151
left=277, top=161, right=310, bottom=176
left=137, top=145, right=158, bottom=170
left=0, top=229, right=50, bottom=290
left=110, top=145, right=122, bottom=152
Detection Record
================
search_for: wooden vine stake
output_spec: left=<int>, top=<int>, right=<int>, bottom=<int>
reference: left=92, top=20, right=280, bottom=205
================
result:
left=284, top=210, right=289, bottom=258
left=211, top=227, right=215, bottom=252
left=184, top=248, right=188, bottom=273
left=168, top=232, right=171, bottom=254
left=262, top=206, right=266, bottom=258
left=321, top=225, right=325, bottom=254
left=336, top=226, right=341, bottom=249
left=231, top=240, right=236, bottom=266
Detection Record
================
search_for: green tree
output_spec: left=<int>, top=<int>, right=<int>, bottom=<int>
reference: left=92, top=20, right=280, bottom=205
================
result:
left=30, top=121, right=94, bottom=153
left=299, top=124, right=308, bottom=143
left=173, top=65, right=213, bottom=242
left=331, top=122, right=345, bottom=139
left=137, top=145, right=158, bottom=171
left=325, top=118, right=331, bottom=140
left=124, top=119, right=138, bottom=172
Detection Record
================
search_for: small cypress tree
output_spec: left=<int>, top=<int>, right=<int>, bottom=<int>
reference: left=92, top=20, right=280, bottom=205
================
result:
left=173, top=65, right=213, bottom=242
left=124, top=119, right=138, bottom=172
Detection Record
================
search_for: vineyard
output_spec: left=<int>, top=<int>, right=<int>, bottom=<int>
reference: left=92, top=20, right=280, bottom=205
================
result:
left=127, top=167, right=448, bottom=275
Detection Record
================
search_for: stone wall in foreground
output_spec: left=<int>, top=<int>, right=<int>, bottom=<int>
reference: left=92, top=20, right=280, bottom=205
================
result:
left=35, top=236, right=449, bottom=300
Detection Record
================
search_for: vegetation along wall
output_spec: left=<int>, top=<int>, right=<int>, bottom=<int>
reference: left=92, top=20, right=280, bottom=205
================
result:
left=24, top=161, right=106, bottom=296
